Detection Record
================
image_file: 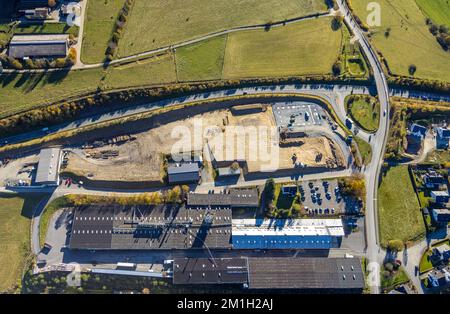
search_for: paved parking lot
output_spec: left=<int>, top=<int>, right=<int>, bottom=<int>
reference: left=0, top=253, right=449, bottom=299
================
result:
left=293, top=179, right=361, bottom=216
left=272, top=101, right=327, bottom=128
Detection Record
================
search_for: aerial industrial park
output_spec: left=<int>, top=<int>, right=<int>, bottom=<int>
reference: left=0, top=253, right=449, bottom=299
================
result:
left=0, top=0, right=449, bottom=302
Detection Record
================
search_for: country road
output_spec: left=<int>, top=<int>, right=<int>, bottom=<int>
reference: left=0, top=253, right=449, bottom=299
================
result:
left=1, top=81, right=448, bottom=149
left=338, top=0, right=391, bottom=294
left=0, top=8, right=332, bottom=74
left=0, top=83, right=370, bottom=147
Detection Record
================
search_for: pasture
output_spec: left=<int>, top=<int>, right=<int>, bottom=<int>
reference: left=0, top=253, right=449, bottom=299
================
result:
left=176, top=35, right=227, bottom=82
left=415, top=0, right=450, bottom=26
left=118, top=0, right=328, bottom=57
left=0, top=54, right=176, bottom=118
left=81, top=0, right=123, bottom=64
left=222, top=17, right=342, bottom=78
left=350, top=0, right=450, bottom=82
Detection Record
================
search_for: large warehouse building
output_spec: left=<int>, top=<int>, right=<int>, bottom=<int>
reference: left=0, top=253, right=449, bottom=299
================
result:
left=69, top=205, right=232, bottom=250
left=232, top=218, right=345, bottom=249
left=8, top=34, right=69, bottom=59
left=172, top=257, right=365, bottom=293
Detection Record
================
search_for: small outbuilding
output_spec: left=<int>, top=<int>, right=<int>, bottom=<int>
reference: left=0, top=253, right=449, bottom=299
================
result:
left=167, top=163, right=200, bottom=184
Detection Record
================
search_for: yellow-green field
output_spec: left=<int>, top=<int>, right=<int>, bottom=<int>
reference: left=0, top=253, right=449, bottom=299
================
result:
left=350, top=0, right=450, bottom=82
left=0, top=55, right=176, bottom=118
left=117, top=0, right=328, bottom=58
left=378, top=165, right=425, bottom=246
left=223, top=17, right=342, bottom=78
left=415, top=0, right=450, bottom=26
left=176, top=35, right=227, bottom=82
left=81, top=0, right=123, bottom=64
left=0, top=194, right=44, bottom=292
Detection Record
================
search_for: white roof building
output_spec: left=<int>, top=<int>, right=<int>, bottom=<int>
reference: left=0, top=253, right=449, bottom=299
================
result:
left=232, top=219, right=345, bottom=249
left=35, top=147, right=62, bottom=186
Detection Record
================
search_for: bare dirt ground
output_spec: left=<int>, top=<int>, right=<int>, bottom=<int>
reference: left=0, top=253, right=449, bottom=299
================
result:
left=64, top=105, right=344, bottom=181
left=0, top=154, right=38, bottom=186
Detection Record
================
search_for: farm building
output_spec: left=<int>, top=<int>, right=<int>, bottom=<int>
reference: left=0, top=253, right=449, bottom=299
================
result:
left=167, top=163, right=200, bottom=184
left=186, top=188, right=259, bottom=209
left=172, top=257, right=364, bottom=293
left=69, top=205, right=232, bottom=250
left=34, top=147, right=62, bottom=186
left=8, top=34, right=69, bottom=59
left=231, top=218, right=344, bottom=249
left=436, top=127, right=450, bottom=149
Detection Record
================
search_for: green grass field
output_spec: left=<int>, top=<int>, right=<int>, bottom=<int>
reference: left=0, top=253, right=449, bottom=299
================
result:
left=0, top=54, right=176, bottom=118
left=104, top=53, right=177, bottom=89
left=81, top=0, right=123, bottom=64
left=355, top=137, right=372, bottom=165
left=0, top=193, right=44, bottom=292
left=346, top=95, right=380, bottom=132
left=118, top=0, right=328, bottom=58
left=223, top=17, right=342, bottom=78
left=14, top=23, right=79, bottom=36
left=415, top=0, right=450, bottom=26
left=176, top=35, right=227, bottom=82
left=351, top=0, right=450, bottom=82
left=378, top=165, right=425, bottom=246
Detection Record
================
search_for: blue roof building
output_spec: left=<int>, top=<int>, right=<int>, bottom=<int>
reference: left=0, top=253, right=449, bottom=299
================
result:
left=409, top=123, right=427, bottom=139
left=232, top=218, right=345, bottom=249
left=436, top=127, right=450, bottom=149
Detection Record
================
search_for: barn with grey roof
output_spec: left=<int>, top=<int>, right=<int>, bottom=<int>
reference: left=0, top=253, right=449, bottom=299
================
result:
left=8, top=34, right=69, bottom=59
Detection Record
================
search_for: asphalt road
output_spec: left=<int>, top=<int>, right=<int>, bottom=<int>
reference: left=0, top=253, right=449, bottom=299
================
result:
left=0, top=83, right=369, bottom=147
left=338, top=0, right=391, bottom=294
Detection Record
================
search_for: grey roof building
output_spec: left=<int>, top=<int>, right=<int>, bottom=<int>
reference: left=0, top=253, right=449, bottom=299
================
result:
left=8, top=34, right=69, bottom=59
left=187, top=188, right=259, bottom=209
left=34, top=147, right=62, bottom=186
left=173, top=258, right=248, bottom=285
left=167, top=163, right=200, bottom=184
left=247, top=257, right=364, bottom=291
left=69, top=205, right=232, bottom=250
left=172, top=257, right=365, bottom=293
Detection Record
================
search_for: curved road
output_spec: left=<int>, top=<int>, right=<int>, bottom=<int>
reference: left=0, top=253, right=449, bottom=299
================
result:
left=338, top=0, right=391, bottom=294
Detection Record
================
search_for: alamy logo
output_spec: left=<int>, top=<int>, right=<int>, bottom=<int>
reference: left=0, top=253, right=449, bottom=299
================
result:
left=367, top=2, right=381, bottom=27
left=66, top=263, right=82, bottom=287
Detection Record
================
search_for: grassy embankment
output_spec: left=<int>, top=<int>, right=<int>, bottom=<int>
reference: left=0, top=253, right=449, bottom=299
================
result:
left=0, top=193, right=45, bottom=293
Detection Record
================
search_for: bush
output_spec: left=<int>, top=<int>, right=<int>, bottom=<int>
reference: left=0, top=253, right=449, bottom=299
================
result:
left=387, top=239, right=404, bottom=252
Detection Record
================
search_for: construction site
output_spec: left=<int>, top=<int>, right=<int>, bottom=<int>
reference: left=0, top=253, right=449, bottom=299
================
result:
left=59, top=102, right=347, bottom=185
